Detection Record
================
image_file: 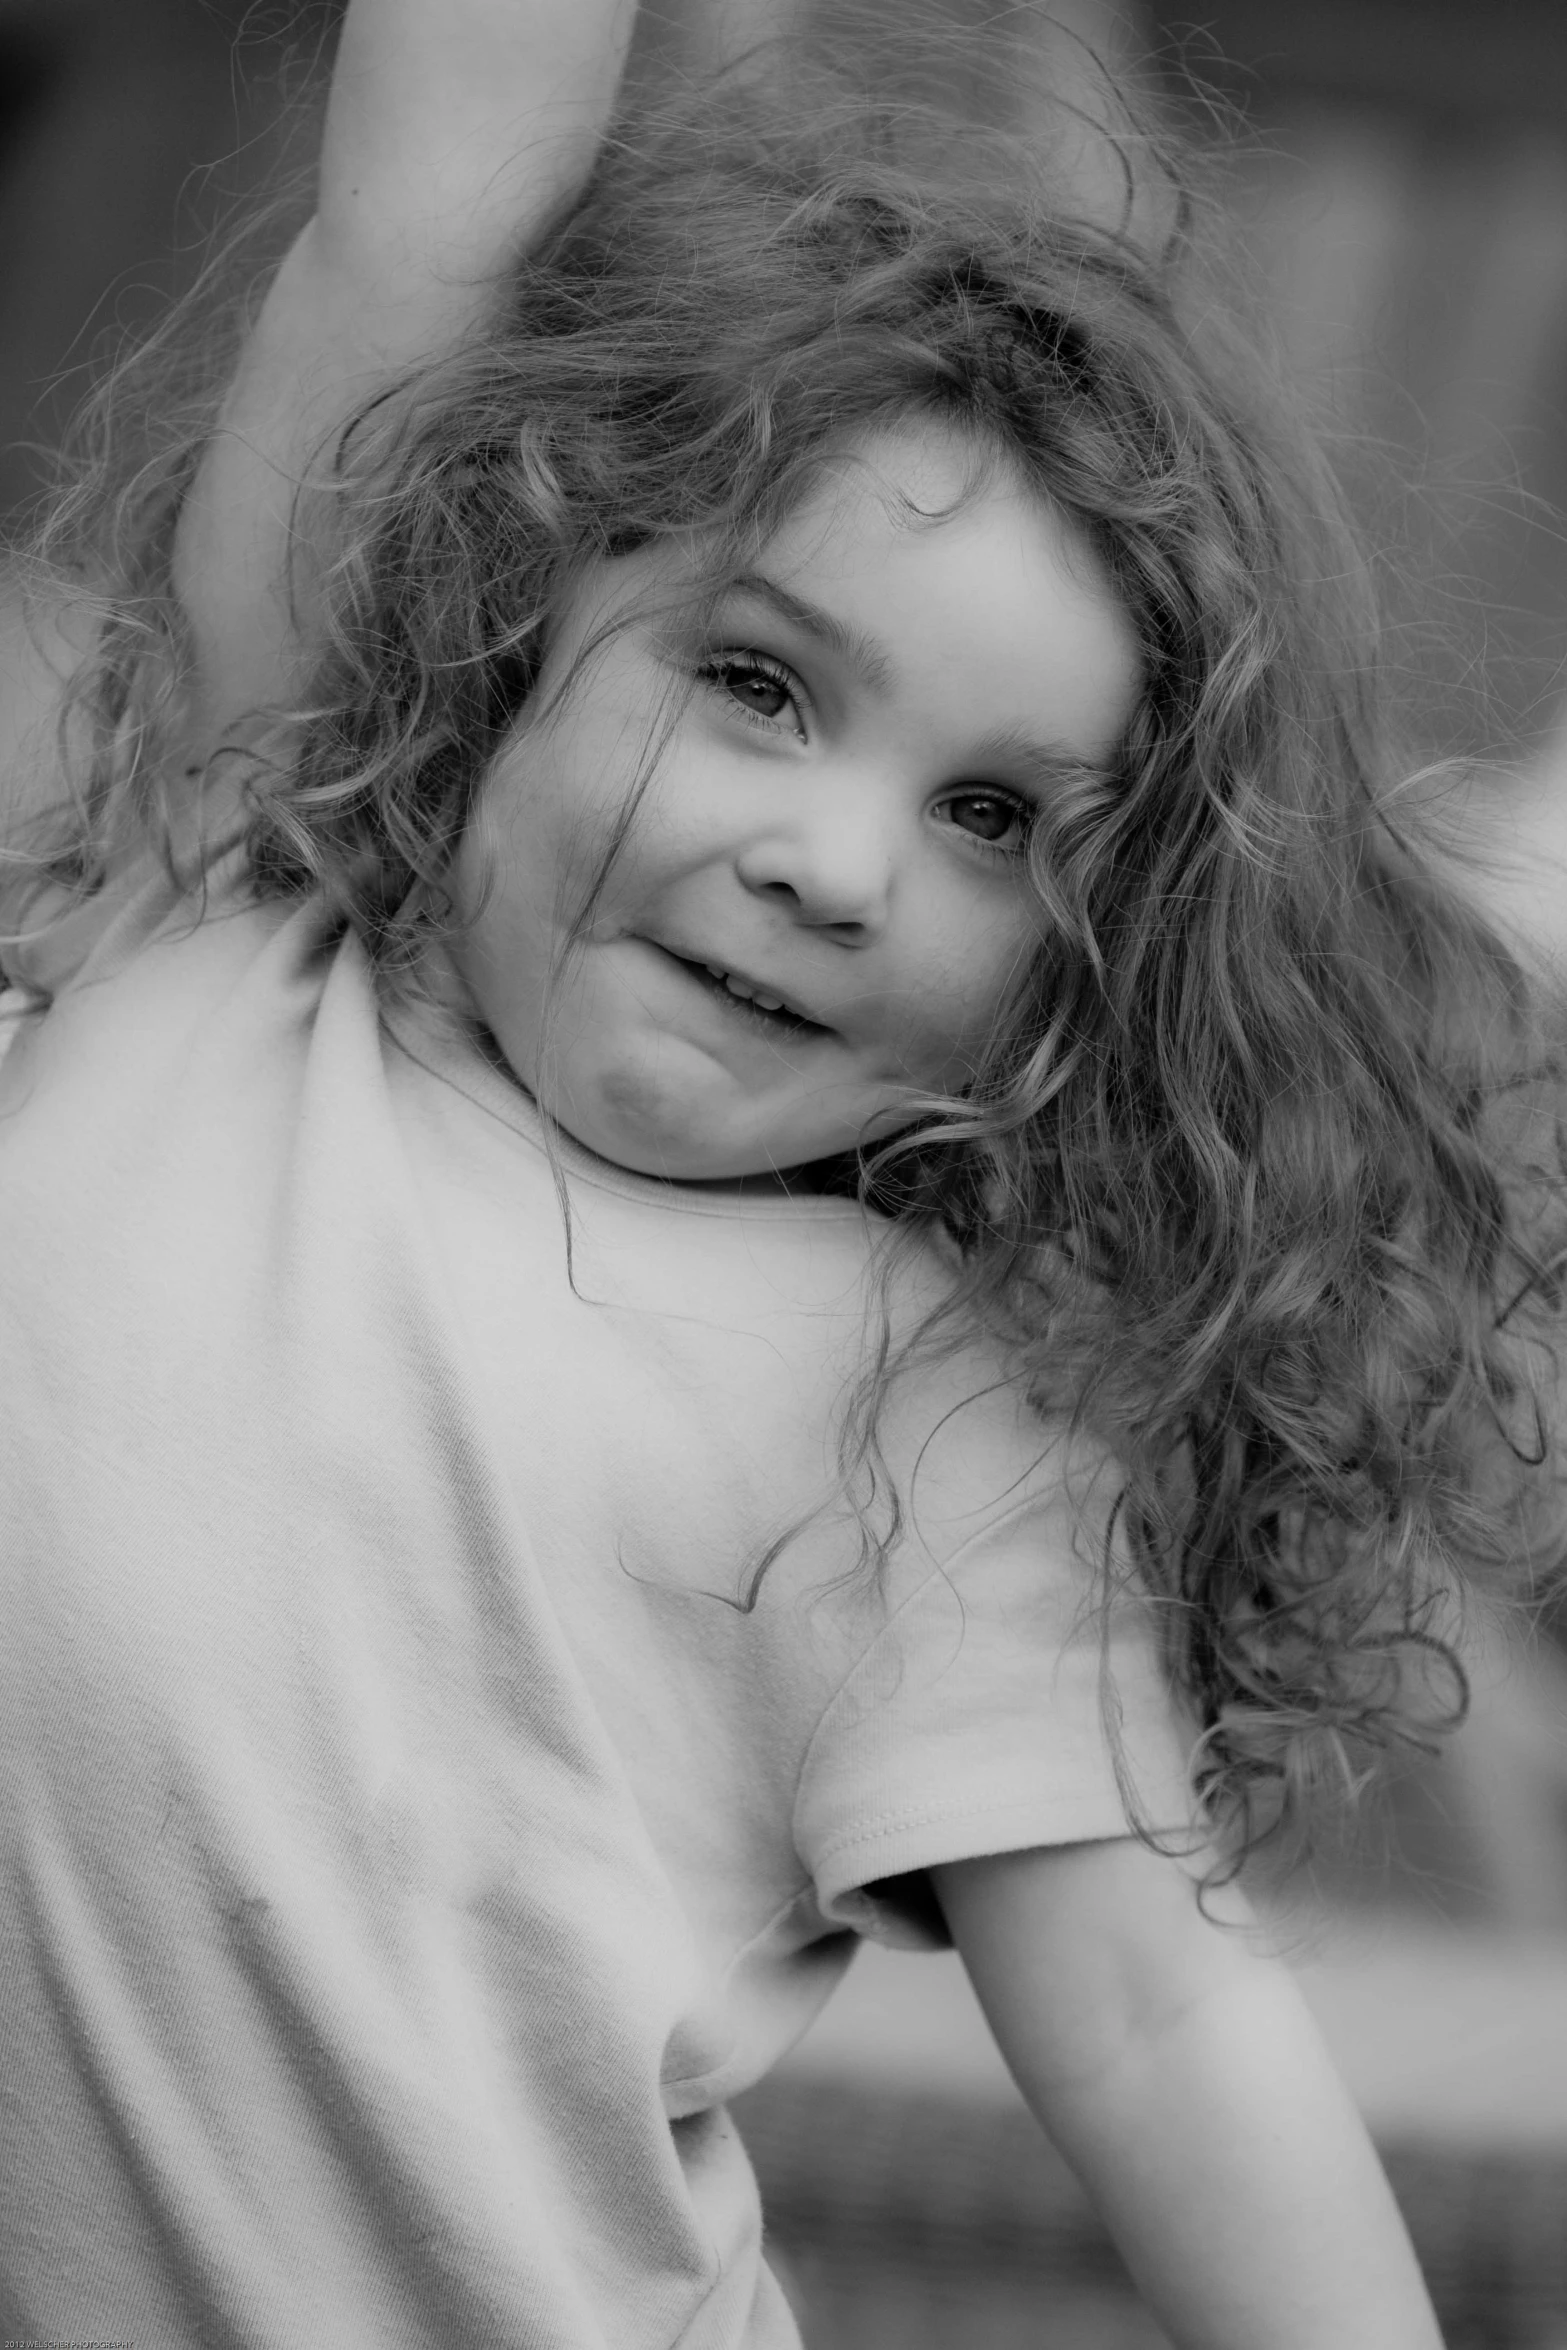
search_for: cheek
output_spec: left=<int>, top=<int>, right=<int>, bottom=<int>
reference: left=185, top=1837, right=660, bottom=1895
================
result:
left=444, top=766, right=560, bottom=1036
left=901, top=911, right=1040, bottom=1069
left=461, top=738, right=595, bottom=939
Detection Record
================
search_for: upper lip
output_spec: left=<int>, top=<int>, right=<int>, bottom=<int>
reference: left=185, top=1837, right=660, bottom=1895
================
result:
left=657, top=942, right=827, bottom=1030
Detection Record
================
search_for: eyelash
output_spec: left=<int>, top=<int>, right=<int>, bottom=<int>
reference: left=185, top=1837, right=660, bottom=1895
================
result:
left=933, top=790, right=1036, bottom=859
left=695, top=647, right=1035, bottom=858
left=696, top=651, right=806, bottom=735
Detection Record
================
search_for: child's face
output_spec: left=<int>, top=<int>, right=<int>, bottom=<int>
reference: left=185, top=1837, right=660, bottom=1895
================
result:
left=448, top=422, right=1140, bottom=1182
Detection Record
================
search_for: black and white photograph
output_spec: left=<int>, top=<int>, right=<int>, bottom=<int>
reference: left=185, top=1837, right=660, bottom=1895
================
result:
left=3, top=6, right=1566, bottom=2345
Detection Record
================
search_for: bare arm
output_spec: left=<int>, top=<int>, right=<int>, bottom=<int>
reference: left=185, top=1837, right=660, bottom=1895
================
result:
left=932, top=1839, right=1443, bottom=2350
left=172, top=0, right=641, bottom=741
left=1417, top=756, right=1567, bottom=999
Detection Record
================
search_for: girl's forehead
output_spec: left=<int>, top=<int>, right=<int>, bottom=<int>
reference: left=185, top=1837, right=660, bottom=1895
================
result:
left=760, top=417, right=1017, bottom=567
left=576, top=419, right=1007, bottom=599
left=600, top=417, right=1100, bottom=629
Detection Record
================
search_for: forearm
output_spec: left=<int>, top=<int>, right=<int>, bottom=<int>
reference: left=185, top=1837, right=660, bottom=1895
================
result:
left=935, top=1840, right=1442, bottom=2350
left=173, top=0, right=791, bottom=737
left=174, top=0, right=640, bottom=738
left=315, top=0, right=637, bottom=327
left=1035, top=1954, right=1442, bottom=2350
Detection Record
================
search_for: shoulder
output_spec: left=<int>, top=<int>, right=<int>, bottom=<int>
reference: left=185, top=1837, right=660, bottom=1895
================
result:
left=840, top=1230, right=1110, bottom=1579
left=791, top=1379, right=1194, bottom=1945
left=1, top=579, right=250, bottom=995
left=0, top=838, right=266, bottom=1004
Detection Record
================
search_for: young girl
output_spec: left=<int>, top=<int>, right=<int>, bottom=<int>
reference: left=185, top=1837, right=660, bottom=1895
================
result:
left=2, top=4, right=1561, bottom=2345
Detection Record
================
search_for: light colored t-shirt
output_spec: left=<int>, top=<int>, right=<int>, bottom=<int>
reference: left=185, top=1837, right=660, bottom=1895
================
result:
left=0, top=864, right=1195, bottom=2349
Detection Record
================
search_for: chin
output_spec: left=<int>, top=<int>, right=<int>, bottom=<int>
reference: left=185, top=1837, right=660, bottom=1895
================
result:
left=548, top=1050, right=900, bottom=1185
left=548, top=1069, right=758, bottom=1182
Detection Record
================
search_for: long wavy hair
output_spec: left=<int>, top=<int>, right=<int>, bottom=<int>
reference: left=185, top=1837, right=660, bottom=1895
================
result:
left=9, top=28, right=1565, bottom=1877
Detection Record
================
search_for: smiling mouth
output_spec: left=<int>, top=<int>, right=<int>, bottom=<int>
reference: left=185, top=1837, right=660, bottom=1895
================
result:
left=661, top=949, right=830, bottom=1037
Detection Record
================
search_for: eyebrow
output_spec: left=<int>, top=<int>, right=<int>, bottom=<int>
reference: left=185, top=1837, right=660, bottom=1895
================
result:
left=725, top=572, right=897, bottom=696
left=970, top=722, right=1120, bottom=795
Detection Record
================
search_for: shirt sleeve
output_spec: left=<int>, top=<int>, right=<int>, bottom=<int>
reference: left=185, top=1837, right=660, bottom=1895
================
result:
left=792, top=1456, right=1201, bottom=1950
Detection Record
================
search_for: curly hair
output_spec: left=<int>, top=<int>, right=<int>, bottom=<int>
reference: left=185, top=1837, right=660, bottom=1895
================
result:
left=9, top=32, right=1566, bottom=1879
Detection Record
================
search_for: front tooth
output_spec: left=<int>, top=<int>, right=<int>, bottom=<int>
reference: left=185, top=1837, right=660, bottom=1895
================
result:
left=752, top=994, right=785, bottom=1012
left=705, top=963, right=727, bottom=980
left=723, top=973, right=753, bottom=1001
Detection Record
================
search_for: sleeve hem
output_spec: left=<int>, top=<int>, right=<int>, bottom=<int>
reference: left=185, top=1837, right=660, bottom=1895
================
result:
left=814, top=1790, right=1150, bottom=1911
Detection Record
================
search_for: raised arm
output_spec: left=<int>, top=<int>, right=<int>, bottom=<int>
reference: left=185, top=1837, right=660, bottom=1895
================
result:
left=1431, top=755, right=1567, bottom=999
left=173, top=0, right=641, bottom=741
left=933, top=1840, right=1444, bottom=2350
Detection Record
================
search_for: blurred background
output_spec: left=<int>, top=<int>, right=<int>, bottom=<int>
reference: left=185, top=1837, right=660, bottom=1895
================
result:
left=3, top=3, right=1566, bottom=2344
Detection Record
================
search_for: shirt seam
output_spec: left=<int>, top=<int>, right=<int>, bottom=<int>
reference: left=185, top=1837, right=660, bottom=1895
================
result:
left=811, top=1789, right=1122, bottom=1874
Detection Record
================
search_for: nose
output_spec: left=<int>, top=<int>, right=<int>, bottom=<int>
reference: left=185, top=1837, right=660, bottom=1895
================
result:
left=733, top=778, right=896, bottom=936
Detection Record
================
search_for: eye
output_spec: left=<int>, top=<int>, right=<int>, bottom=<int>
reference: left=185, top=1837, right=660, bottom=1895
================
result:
left=699, top=653, right=805, bottom=734
left=936, top=788, right=1033, bottom=855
